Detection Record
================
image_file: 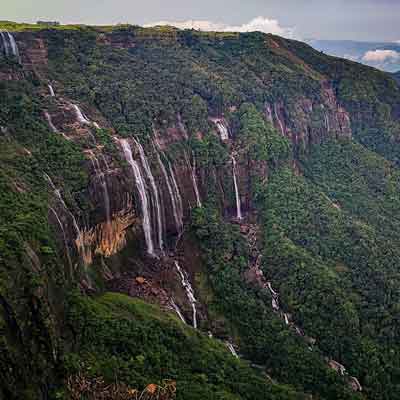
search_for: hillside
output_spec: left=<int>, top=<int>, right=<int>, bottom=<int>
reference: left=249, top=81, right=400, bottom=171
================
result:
left=1, top=22, right=400, bottom=400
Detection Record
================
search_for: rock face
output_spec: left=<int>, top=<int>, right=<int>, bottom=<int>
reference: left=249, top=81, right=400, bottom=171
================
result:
left=0, top=28, right=357, bottom=292
left=265, top=82, right=352, bottom=149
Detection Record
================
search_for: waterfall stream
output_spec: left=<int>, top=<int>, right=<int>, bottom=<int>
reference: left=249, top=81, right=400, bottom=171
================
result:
left=187, top=152, right=202, bottom=208
left=72, top=104, right=91, bottom=125
left=134, top=139, right=163, bottom=252
left=44, top=173, right=92, bottom=267
left=0, top=31, right=20, bottom=62
left=44, top=111, right=70, bottom=141
left=274, top=104, right=285, bottom=135
left=225, top=342, right=239, bottom=358
left=120, top=139, right=155, bottom=257
left=48, top=84, right=55, bottom=97
left=213, top=119, right=229, bottom=141
left=87, top=150, right=111, bottom=224
left=49, top=207, right=73, bottom=276
left=170, top=299, right=187, bottom=324
left=174, top=261, right=197, bottom=328
left=156, top=151, right=183, bottom=233
left=231, top=155, right=242, bottom=220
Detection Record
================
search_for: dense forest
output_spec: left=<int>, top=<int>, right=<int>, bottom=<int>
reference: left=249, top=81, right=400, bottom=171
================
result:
left=0, top=22, right=400, bottom=400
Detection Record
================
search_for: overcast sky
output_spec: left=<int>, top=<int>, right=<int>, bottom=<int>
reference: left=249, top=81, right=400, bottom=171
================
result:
left=3, top=0, right=400, bottom=41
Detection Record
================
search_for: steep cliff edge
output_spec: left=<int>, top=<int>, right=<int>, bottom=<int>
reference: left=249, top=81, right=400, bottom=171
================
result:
left=1, top=23, right=400, bottom=400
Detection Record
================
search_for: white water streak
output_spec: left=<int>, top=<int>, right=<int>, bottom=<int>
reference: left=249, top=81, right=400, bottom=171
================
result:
left=231, top=155, right=242, bottom=220
left=226, top=342, right=239, bottom=358
left=175, top=261, right=197, bottom=328
left=134, top=138, right=163, bottom=252
left=120, top=139, right=155, bottom=257
left=156, top=151, right=183, bottom=233
left=171, top=299, right=186, bottom=324
left=48, top=84, right=55, bottom=97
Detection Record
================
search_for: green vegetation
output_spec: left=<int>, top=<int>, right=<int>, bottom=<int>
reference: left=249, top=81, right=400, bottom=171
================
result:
left=64, top=292, right=305, bottom=400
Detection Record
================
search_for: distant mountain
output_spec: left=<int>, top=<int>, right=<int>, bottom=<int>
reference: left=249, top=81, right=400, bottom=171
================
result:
left=307, top=39, right=400, bottom=72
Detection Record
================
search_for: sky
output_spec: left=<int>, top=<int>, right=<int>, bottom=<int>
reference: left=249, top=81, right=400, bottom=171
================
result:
left=2, top=0, right=400, bottom=42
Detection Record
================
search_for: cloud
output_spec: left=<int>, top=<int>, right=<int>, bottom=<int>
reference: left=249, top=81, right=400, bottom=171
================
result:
left=362, top=49, right=400, bottom=63
left=144, top=17, right=295, bottom=38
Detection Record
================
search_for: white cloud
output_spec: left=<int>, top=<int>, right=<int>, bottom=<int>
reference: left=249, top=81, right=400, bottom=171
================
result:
left=362, top=49, right=400, bottom=63
left=144, top=16, right=295, bottom=38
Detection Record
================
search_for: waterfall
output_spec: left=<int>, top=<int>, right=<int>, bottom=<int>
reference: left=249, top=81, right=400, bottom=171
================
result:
left=134, top=138, right=163, bottom=252
left=272, top=298, right=279, bottom=311
left=231, top=155, right=242, bottom=220
left=87, top=150, right=111, bottom=224
left=44, top=111, right=58, bottom=133
left=44, top=111, right=70, bottom=141
left=274, top=104, right=285, bottom=135
left=225, top=342, right=239, bottom=358
left=174, top=261, right=197, bottom=328
left=48, top=84, right=55, bottom=97
left=0, top=31, right=20, bottom=62
left=325, top=113, right=330, bottom=132
left=186, top=152, right=201, bottom=208
left=0, top=32, right=9, bottom=56
left=267, top=282, right=278, bottom=297
left=156, top=151, right=183, bottom=233
left=170, top=299, right=186, bottom=324
left=213, top=119, right=229, bottom=141
left=120, top=139, right=155, bottom=257
left=44, top=173, right=92, bottom=267
left=72, top=104, right=91, bottom=124
left=169, top=162, right=184, bottom=225
left=7, top=32, right=20, bottom=61
left=49, top=207, right=73, bottom=276
left=283, top=313, right=290, bottom=325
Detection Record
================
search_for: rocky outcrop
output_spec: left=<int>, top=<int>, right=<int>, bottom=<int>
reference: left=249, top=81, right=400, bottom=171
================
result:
left=265, top=81, right=352, bottom=149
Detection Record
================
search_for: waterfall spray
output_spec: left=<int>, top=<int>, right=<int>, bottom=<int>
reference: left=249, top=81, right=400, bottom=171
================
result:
left=134, top=138, right=164, bottom=252
left=231, top=155, right=242, bottom=220
left=120, top=139, right=155, bottom=257
left=175, top=261, right=197, bottom=328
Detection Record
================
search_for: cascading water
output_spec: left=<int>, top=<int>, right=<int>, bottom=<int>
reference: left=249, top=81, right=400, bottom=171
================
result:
left=134, top=138, right=164, bottom=252
left=44, top=173, right=92, bottom=268
left=0, top=32, right=10, bottom=56
left=156, top=151, right=183, bottom=233
left=120, top=139, right=155, bottom=257
left=169, top=162, right=184, bottom=224
left=231, top=155, right=242, bottom=220
left=186, top=152, right=202, bottom=208
left=7, top=32, right=20, bottom=61
left=225, top=342, right=239, bottom=358
left=213, top=119, right=229, bottom=141
left=44, top=111, right=58, bottom=133
left=0, top=31, right=20, bottom=62
left=274, top=104, right=285, bottom=135
left=48, top=84, right=55, bottom=97
left=87, top=150, right=111, bottom=224
left=44, top=111, right=70, bottom=141
left=170, top=299, right=186, bottom=324
left=72, top=104, right=91, bottom=125
left=174, top=261, right=197, bottom=328
left=49, top=207, right=73, bottom=276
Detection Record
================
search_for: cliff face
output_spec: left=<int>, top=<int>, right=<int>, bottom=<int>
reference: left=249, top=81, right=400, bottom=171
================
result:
left=1, top=24, right=400, bottom=400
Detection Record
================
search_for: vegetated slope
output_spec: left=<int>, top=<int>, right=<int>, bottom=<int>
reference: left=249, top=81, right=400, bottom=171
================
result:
left=0, top=23, right=400, bottom=400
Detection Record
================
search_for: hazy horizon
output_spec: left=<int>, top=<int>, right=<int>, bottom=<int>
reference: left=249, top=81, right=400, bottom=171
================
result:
left=3, top=0, right=400, bottom=42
